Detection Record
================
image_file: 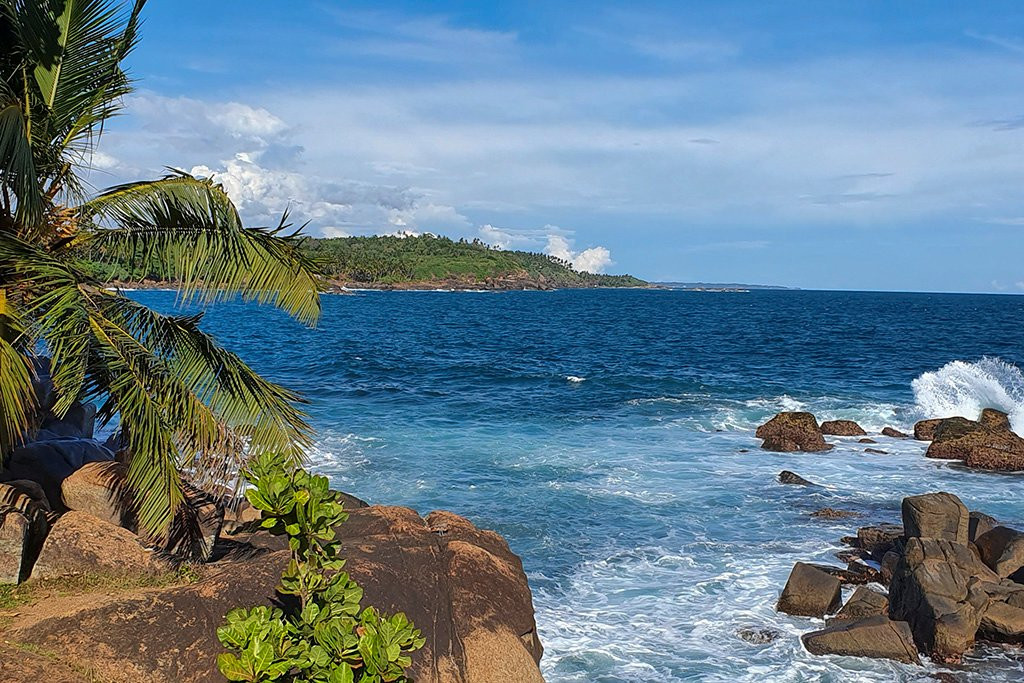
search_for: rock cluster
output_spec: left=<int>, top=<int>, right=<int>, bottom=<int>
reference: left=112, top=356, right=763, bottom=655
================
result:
left=778, top=491, right=1024, bottom=666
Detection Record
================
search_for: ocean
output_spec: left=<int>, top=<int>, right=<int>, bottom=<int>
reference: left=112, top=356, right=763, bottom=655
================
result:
left=137, top=288, right=1024, bottom=682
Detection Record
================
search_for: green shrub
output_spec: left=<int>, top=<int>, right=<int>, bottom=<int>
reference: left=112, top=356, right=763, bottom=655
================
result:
left=216, top=454, right=424, bottom=682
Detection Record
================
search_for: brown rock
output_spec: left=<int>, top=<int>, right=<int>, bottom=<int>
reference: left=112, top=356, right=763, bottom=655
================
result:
left=969, top=511, right=998, bottom=543
left=979, top=408, right=1012, bottom=432
left=924, top=417, right=1024, bottom=470
left=914, top=419, right=944, bottom=441
left=902, top=492, right=969, bottom=545
left=888, top=537, right=997, bottom=662
left=61, top=461, right=131, bottom=526
left=778, top=470, right=816, bottom=486
left=883, top=427, right=908, bottom=438
left=974, top=526, right=1024, bottom=578
left=859, top=437, right=877, bottom=444
left=829, top=586, right=890, bottom=623
left=777, top=562, right=843, bottom=617
left=881, top=551, right=901, bottom=586
left=856, top=524, right=905, bottom=560
left=757, top=412, right=832, bottom=452
left=979, top=601, right=1024, bottom=642
left=802, top=616, right=920, bottom=664
left=820, top=420, right=867, bottom=436
left=31, top=511, right=172, bottom=580
left=809, top=562, right=884, bottom=586
left=812, top=507, right=859, bottom=519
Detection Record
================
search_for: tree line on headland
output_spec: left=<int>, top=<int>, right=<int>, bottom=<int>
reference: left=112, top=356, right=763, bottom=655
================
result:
left=84, top=234, right=650, bottom=290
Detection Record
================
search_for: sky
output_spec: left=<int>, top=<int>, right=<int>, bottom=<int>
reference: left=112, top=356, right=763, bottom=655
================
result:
left=86, top=1, right=1024, bottom=291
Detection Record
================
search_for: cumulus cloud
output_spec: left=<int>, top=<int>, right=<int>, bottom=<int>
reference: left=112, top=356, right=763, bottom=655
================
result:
left=544, top=234, right=613, bottom=274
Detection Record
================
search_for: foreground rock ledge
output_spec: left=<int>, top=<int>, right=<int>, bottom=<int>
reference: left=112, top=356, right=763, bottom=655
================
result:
left=2, top=505, right=545, bottom=683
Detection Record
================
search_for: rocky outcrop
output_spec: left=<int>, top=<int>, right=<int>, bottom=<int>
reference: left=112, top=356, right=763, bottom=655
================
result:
left=756, top=413, right=832, bottom=452
left=901, top=492, right=969, bottom=545
left=924, top=416, right=1024, bottom=471
left=9, top=505, right=545, bottom=683
left=802, top=616, right=920, bottom=664
left=882, top=427, right=908, bottom=438
left=820, top=420, right=867, bottom=436
left=777, top=562, right=842, bottom=617
left=31, top=511, right=172, bottom=580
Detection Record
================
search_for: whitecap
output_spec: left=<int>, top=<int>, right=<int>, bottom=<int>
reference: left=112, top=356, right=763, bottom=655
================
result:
left=566, top=376, right=587, bottom=383
left=912, top=357, right=1024, bottom=432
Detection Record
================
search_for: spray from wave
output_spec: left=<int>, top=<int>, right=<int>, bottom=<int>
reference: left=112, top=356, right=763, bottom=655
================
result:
left=912, top=357, right=1024, bottom=433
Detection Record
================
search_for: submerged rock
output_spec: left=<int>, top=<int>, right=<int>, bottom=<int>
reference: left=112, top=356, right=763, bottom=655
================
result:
left=736, top=627, right=782, bottom=644
left=802, top=616, right=920, bottom=664
left=777, top=562, right=843, bottom=617
left=820, top=420, right=867, bottom=436
left=757, top=412, right=832, bottom=453
left=778, top=470, right=816, bottom=486
left=812, top=507, right=859, bottom=519
left=864, top=448, right=888, bottom=455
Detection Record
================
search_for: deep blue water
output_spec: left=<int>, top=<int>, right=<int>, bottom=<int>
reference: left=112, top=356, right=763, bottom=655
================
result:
left=136, top=288, right=1024, bottom=682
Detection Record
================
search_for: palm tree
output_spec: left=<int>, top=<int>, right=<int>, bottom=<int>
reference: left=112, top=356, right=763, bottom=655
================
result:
left=0, top=0, right=322, bottom=535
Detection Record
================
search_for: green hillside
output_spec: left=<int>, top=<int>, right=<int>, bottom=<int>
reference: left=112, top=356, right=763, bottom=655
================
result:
left=89, top=234, right=649, bottom=290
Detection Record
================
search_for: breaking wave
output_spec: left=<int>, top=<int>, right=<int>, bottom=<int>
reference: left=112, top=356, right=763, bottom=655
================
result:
left=912, top=357, right=1024, bottom=433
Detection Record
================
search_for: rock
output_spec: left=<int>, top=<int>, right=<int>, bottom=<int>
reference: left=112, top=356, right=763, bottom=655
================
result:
left=821, top=420, right=867, bottom=436
left=757, top=412, right=832, bottom=452
left=883, top=427, right=908, bottom=438
left=864, top=448, right=888, bottom=455
left=888, top=537, right=997, bottom=662
left=809, top=562, right=884, bottom=586
left=914, top=419, right=944, bottom=441
left=974, top=526, right=1024, bottom=578
left=811, top=507, right=859, bottom=519
left=3, top=479, right=51, bottom=511
left=0, top=484, right=50, bottom=583
left=61, top=461, right=131, bottom=527
left=835, top=548, right=872, bottom=564
left=11, top=505, right=544, bottom=683
left=979, top=601, right=1024, bottom=642
left=736, top=627, right=781, bottom=644
left=924, top=417, right=1024, bottom=470
left=979, top=408, right=1012, bottom=432
left=856, top=524, right=905, bottom=561
left=829, top=586, right=890, bottom=623
left=802, top=616, right=920, bottom=664
left=777, top=562, right=843, bottom=617
left=902, top=492, right=969, bottom=545
left=969, top=512, right=998, bottom=543
left=778, top=470, right=815, bottom=486
left=31, top=511, right=172, bottom=581
left=881, top=551, right=901, bottom=585
left=2, top=438, right=115, bottom=511
left=39, top=401, right=97, bottom=440
left=859, top=438, right=877, bottom=444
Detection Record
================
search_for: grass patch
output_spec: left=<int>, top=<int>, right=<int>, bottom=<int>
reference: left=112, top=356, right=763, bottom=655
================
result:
left=0, top=566, right=201, bottom=610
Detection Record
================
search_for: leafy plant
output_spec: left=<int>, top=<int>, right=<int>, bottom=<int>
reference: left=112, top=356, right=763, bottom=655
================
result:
left=217, top=453, right=424, bottom=682
left=0, top=0, right=322, bottom=535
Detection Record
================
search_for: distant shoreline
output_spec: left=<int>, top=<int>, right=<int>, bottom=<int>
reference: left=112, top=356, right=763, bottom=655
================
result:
left=104, top=278, right=665, bottom=294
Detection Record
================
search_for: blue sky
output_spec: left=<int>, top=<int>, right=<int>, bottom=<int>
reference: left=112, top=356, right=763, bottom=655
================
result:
left=90, top=1, right=1024, bottom=291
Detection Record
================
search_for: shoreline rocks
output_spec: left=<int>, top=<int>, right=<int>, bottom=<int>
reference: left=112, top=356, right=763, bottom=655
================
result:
left=756, top=412, right=833, bottom=452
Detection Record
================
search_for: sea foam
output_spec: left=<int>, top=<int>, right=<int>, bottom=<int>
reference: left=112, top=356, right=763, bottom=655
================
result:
left=912, top=357, right=1024, bottom=433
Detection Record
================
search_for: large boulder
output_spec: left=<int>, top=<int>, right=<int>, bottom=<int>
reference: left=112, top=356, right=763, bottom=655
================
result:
left=820, top=420, right=867, bottom=436
left=756, top=412, right=832, bottom=452
left=888, top=537, right=996, bottom=662
left=828, top=586, right=889, bottom=623
left=31, top=511, right=172, bottom=581
left=925, top=417, right=1024, bottom=470
left=60, top=461, right=132, bottom=527
left=979, top=601, right=1024, bottom=642
left=11, top=505, right=544, bottom=683
left=913, top=419, right=944, bottom=441
left=802, top=616, right=920, bottom=664
left=777, top=562, right=842, bottom=617
left=2, top=438, right=115, bottom=510
left=0, top=483, right=50, bottom=583
left=901, top=492, right=969, bottom=545
left=974, top=526, right=1024, bottom=579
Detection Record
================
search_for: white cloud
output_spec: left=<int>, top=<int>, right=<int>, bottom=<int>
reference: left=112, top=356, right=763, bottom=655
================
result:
left=544, top=234, right=613, bottom=274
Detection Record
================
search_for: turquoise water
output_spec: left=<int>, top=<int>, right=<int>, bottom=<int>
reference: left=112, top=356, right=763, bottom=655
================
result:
left=137, top=289, right=1024, bottom=682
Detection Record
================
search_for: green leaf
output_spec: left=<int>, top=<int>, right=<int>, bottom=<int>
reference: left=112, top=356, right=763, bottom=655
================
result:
left=216, top=653, right=252, bottom=682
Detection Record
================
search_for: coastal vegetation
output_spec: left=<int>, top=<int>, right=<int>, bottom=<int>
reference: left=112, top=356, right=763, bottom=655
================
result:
left=87, top=234, right=650, bottom=290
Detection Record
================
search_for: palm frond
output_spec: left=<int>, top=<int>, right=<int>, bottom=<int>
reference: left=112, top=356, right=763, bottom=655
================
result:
left=0, top=289, right=35, bottom=457
left=82, top=171, right=323, bottom=325
left=0, top=100, right=43, bottom=225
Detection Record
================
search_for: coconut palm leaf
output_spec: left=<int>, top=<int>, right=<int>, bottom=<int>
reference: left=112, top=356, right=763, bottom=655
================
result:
left=82, top=172, right=322, bottom=325
left=0, top=99, right=43, bottom=225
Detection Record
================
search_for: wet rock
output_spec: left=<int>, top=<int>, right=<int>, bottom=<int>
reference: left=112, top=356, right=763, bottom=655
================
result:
left=864, top=448, right=889, bottom=455
left=914, top=419, right=944, bottom=441
left=802, top=616, right=920, bottom=664
left=924, top=418, right=1024, bottom=470
left=778, top=470, right=815, bottom=486
left=856, top=524, right=905, bottom=561
left=902, top=492, right=969, bottom=545
left=736, top=627, right=782, bottom=644
left=888, top=537, right=996, bottom=662
left=883, top=427, right=908, bottom=439
left=974, top=526, right=1024, bottom=579
left=757, top=412, right=832, bottom=453
left=809, top=562, right=883, bottom=586
left=829, top=586, right=890, bottom=623
left=812, top=508, right=859, bottom=519
left=821, top=420, right=867, bottom=436
left=969, top=512, right=998, bottom=543
left=777, top=562, right=843, bottom=617
left=858, top=438, right=877, bottom=444
left=31, top=511, right=172, bottom=581
left=979, top=408, right=1012, bottom=432
left=835, top=548, right=872, bottom=564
